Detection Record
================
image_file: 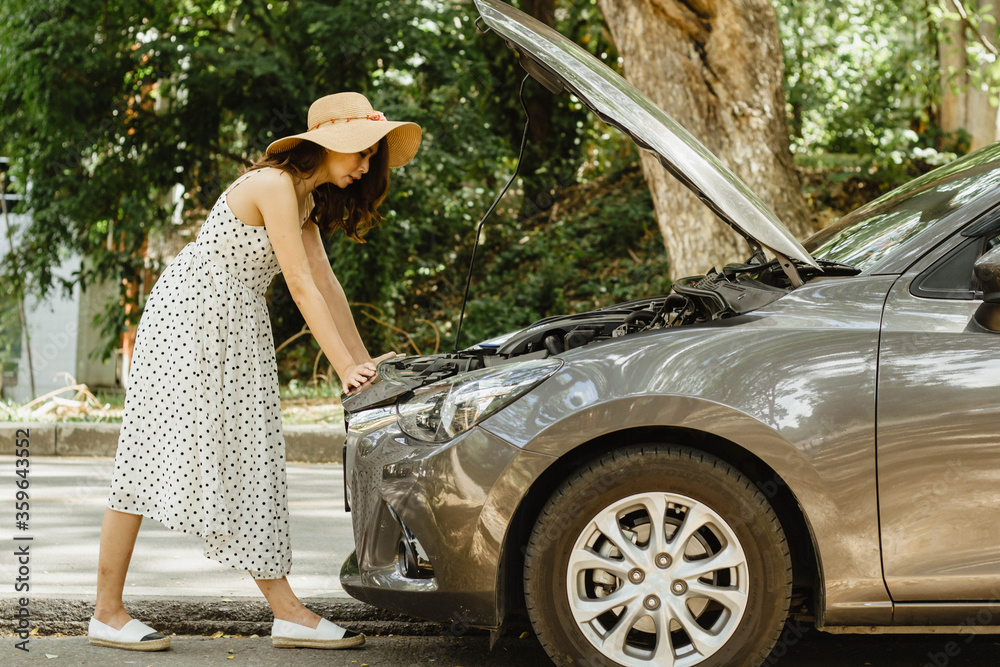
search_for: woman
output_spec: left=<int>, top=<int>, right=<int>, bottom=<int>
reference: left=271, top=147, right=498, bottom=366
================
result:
left=88, top=93, right=421, bottom=651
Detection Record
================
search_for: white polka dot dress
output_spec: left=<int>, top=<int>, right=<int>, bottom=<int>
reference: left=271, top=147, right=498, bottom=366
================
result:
left=107, top=169, right=300, bottom=579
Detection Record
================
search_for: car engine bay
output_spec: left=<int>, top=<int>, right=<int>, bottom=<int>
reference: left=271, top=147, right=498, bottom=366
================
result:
left=342, top=257, right=857, bottom=413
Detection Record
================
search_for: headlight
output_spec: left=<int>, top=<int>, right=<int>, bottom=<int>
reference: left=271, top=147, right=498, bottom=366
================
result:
left=397, top=358, right=561, bottom=443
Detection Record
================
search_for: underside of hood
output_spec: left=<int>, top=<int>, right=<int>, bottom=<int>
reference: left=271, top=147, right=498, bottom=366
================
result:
left=473, top=0, right=818, bottom=269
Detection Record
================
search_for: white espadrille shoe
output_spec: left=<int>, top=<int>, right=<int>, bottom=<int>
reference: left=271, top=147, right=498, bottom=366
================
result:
left=271, top=618, right=365, bottom=649
left=88, top=617, right=171, bottom=651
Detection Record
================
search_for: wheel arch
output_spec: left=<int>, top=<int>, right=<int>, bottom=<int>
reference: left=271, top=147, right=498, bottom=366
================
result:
left=496, top=425, right=821, bottom=626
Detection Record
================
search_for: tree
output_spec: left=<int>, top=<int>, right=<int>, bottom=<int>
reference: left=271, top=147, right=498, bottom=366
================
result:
left=596, top=0, right=811, bottom=279
left=777, top=0, right=949, bottom=197
left=936, top=0, right=1000, bottom=150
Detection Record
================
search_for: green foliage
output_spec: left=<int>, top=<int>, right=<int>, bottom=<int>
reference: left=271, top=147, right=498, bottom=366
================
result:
left=445, top=161, right=667, bottom=347
left=0, top=0, right=172, bottom=361
left=774, top=0, right=966, bottom=196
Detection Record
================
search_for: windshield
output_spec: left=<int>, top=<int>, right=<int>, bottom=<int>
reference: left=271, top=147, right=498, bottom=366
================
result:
left=804, top=142, right=1000, bottom=271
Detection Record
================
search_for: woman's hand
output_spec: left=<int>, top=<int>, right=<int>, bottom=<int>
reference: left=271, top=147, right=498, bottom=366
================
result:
left=369, top=351, right=398, bottom=365
left=341, top=362, right=377, bottom=393
left=342, top=353, right=398, bottom=394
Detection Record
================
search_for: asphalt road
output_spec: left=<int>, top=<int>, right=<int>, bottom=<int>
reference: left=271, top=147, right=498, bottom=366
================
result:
left=0, top=456, right=354, bottom=598
left=3, top=630, right=1000, bottom=666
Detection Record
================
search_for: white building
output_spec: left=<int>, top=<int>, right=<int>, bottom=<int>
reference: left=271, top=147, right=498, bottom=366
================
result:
left=2, top=203, right=121, bottom=404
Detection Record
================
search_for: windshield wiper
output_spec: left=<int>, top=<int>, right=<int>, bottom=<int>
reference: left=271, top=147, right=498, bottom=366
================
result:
left=804, top=258, right=861, bottom=275
left=724, top=257, right=860, bottom=281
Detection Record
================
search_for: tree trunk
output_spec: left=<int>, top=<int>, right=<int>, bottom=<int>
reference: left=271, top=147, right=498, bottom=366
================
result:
left=596, top=0, right=811, bottom=279
left=938, top=1, right=1000, bottom=151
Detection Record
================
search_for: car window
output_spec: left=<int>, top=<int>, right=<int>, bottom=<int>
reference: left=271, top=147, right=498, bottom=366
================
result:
left=911, top=230, right=1000, bottom=300
left=804, top=142, right=1000, bottom=271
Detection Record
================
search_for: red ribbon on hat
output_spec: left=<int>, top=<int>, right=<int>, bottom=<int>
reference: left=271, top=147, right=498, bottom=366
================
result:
left=311, top=111, right=387, bottom=130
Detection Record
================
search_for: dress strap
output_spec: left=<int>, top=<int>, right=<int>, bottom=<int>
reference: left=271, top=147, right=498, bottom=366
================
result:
left=221, top=169, right=260, bottom=197
left=221, top=167, right=311, bottom=227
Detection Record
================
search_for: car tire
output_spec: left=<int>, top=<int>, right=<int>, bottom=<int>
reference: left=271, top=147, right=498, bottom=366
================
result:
left=524, top=444, right=792, bottom=667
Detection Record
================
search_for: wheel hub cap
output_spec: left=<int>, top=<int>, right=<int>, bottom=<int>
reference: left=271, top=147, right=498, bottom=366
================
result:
left=566, top=492, right=749, bottom=667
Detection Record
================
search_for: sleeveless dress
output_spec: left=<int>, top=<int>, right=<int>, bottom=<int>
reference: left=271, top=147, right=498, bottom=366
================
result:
left=107, top=169, right=304, bottom=579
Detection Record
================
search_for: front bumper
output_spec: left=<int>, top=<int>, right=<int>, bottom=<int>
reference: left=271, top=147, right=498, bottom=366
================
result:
left=340, top=406, right=553, bottom=628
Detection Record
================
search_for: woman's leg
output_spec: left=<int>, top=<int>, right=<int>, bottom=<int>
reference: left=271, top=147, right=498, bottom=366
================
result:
left=93, top=508, right=143, bottom=629
left=254, top=577, right=323, bottom=627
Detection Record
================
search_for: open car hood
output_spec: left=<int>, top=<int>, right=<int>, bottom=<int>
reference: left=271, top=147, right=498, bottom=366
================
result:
left=474, top=0, right=817, bottom=268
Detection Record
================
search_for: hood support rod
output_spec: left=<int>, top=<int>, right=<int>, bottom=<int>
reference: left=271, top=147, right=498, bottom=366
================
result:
left=453, top=72, right=532, bottom=352
left=772, top=250, right=804, bottom=287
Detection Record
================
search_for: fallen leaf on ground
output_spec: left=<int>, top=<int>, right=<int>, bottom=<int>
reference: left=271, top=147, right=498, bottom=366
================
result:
left=211, top=631, right=224, bottom=638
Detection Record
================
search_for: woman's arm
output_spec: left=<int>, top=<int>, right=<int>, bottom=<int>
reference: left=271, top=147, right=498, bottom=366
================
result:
left=255, top=171, right=374, bottom=391
left=301, top=220, right=371, bottom=364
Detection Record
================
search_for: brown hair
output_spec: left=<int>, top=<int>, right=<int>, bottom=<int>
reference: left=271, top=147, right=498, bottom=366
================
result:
left=244, top=137, right=390, bottom=242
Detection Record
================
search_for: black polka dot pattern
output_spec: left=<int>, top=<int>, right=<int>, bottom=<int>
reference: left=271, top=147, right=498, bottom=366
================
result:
left=106, top=169, right=304, bottom=580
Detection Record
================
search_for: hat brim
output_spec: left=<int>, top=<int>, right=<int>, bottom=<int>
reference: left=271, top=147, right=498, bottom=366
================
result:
left=266, top=120, right=422, bottom=168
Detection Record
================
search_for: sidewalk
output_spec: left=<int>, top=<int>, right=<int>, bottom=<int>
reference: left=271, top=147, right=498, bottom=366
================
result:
left=0, top=421, right=347, bottom=462
left=0, top=455, right=442, bottom=637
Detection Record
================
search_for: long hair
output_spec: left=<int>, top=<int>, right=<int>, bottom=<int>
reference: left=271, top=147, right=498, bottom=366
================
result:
left=244, top=138, right=390, bottom=242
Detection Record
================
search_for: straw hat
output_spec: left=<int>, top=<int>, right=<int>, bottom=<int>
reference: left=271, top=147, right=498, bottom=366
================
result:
left=266, top=93, right=421, bottom=168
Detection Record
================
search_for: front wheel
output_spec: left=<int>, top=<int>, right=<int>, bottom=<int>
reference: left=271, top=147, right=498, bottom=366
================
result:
left=524, top=445, right=792, bottom=667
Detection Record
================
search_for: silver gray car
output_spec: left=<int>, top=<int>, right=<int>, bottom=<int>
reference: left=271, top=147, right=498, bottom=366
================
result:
left=340, top=1, right=1000, bottom=665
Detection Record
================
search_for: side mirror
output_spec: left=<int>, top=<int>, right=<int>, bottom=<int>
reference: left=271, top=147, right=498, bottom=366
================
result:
left=974, top=245, right=1000, bottom=331
left=975, top=244, right=1000, bottom=303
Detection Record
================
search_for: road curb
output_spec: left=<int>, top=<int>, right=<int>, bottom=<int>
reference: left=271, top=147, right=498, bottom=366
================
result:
left=0, top=596, right=463, bottom=637
left=0, top=422, right=346, bottom=463
left=1, top=422, right=55, bottom=455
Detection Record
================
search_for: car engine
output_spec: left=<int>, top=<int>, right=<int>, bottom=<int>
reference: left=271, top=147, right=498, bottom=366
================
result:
left=342, top=257, right=857, bottom=413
